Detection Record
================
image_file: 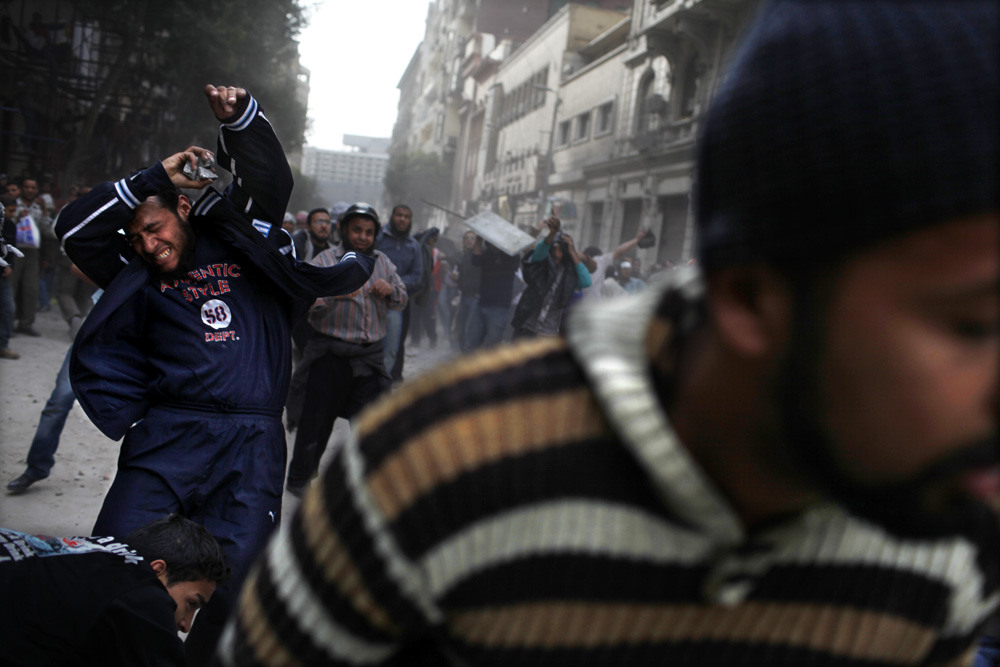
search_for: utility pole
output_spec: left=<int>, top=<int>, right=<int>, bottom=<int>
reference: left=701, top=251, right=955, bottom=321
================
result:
left=536, top=84, right=561, bottom=219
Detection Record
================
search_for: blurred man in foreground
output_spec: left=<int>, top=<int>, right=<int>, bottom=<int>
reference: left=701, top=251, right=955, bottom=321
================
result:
left=220, top=1, right=998, bottom=665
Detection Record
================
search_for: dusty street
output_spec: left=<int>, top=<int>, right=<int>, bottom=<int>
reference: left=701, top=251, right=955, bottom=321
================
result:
left=0, top=306, right=460, bottom=536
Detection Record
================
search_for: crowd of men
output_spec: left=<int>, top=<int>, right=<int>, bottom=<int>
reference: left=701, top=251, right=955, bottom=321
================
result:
left=1, top=1, right=997, bottom=665
left=1, top=175, right=97, bottom=360
left=277, top=202, right=660, bottom=497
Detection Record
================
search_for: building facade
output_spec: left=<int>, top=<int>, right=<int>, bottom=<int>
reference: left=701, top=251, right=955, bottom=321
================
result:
left=302, top=138, right=389, bottom=209
left=541, top=14, right=630, bottom=247
left=476, top=4, right=630, bottom=231
left=604, top=0, right=761, bottom=265
left=390, top=0, right=759, bottom=263
left=390, top=0, right=631, bottom=232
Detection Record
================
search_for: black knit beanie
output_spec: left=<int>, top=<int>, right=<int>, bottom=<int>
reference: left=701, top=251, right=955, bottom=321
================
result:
left=695, top=0, right=998, bottom=270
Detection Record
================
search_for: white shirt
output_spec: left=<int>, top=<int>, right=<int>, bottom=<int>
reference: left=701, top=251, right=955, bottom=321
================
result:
left=580, top=252, right=615, bottom=302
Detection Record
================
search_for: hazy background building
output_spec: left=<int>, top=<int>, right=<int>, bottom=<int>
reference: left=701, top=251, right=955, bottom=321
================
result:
left=301, top=137, right=390, bottom=209
left=388, top=0, right=631, bottom=233
left=477, top=3, right=628, bottom=231
left=387, top=0, right=761, bottom=268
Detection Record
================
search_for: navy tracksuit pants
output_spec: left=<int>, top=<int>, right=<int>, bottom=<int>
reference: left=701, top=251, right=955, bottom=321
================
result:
left=93, top=405, right=285, bottom=663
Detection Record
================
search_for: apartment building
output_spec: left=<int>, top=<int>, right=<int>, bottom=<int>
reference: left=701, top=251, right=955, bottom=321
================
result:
left=302, top=139, right=389, bottom=208
left=393, top=0, right=759, bottom=262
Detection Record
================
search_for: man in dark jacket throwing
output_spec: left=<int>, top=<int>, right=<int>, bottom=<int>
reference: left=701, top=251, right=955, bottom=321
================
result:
left=55, top=84, right=374, bottom=663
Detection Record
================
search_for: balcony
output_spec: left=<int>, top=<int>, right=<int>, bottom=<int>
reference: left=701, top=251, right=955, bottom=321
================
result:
left=629, top=116, right=698, bottom=154
left=461, top=33, right=497, bottom=79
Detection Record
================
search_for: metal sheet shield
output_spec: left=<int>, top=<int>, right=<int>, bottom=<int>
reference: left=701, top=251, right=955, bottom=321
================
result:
left=462, top=211, right=537, bottom=256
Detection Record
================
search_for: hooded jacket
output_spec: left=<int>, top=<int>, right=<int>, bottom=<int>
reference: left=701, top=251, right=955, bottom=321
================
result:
left=375, top=224, right=423, bottom=296
left=511, top=238, right=585, bottom=332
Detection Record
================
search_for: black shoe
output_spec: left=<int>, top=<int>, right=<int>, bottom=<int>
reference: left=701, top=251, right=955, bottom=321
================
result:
left=16, top=326, right=41, bottom=337
left=7, top=473, right=41, bottom=494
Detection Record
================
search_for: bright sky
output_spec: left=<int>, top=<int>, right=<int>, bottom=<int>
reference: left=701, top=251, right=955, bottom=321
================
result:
left=297, top=1, right=431, bottom=151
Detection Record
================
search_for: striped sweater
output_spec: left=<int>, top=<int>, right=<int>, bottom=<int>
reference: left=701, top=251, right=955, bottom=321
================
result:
left=218, top=271, right=998, bottom=666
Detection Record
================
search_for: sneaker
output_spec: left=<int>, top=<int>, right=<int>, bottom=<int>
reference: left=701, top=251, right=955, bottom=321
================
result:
left=0, top=348, right=19, bottom=359
left=6, top=473, right=41, bottom=494
left=16, top=326, right=40, bottom=337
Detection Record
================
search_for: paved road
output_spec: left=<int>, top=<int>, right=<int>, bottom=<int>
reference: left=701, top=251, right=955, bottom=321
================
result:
left=0, top=306, right=461, bottom=534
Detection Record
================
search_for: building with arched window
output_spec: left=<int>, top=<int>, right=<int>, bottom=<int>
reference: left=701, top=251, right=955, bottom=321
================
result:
left=525, top=0, right=761, bottom=265
left=592, top=0, right=761, bottom=266
left=424, top=0, right=760, bottom=261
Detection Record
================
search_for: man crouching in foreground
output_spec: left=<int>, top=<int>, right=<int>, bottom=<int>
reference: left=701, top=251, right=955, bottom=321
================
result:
left=1, top=514, right=228, bottom=666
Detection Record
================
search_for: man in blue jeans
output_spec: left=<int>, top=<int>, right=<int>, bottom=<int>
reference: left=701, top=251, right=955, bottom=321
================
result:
left=7, top=277, right=99, bottom=494
left=6, top=343, right=76, bottom=493
left=451, top=230, right=480, bottom=351
left=0, top=195, right=19, bottom=360
left=464, top=235, right=520, bottom=350
left=375, top=204, right=422, bottom=380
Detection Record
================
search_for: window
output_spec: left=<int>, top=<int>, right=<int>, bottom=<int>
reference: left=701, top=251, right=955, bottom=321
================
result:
left=595, top=101, right=614, bottom=136
left=588, top=202, right=604, bottom=248
left=557, top=120, right=571, bottom=147
left=680, top=56, right=702, bottom=118
left=575, top=112, right=590, bottom=142
left=636, top=72, right=656, bottom=133
left=534, top=72, right=546, bottom=109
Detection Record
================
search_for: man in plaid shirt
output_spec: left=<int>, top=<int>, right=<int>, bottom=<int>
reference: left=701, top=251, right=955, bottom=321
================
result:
left=284, top=203, right=407, bottom=498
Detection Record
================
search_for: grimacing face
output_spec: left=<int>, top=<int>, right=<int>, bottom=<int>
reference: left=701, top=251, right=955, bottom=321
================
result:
left=780, top=213, right=998, bottom=540
left=126, top=197, right=193, bottom=275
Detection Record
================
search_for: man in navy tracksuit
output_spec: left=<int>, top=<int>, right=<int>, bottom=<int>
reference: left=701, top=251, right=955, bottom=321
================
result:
left=55, top=85, right=374, bottom=663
